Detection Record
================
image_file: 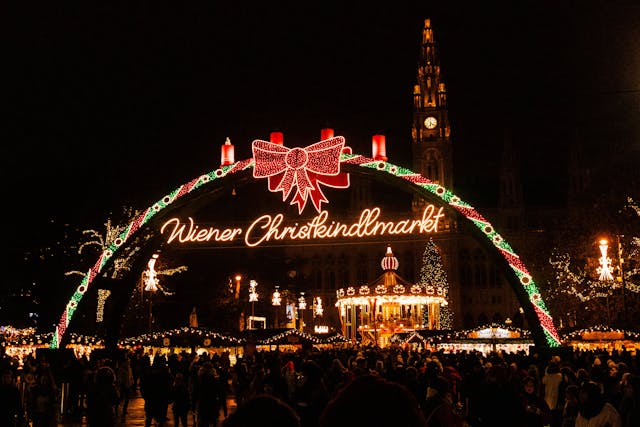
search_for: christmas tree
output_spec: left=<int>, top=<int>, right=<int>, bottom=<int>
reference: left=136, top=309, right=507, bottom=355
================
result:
left=419, top=238, right=452, bottom=329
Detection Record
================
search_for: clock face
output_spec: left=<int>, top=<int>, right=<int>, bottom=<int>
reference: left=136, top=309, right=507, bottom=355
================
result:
left=424, top=116, right=438, bottom=129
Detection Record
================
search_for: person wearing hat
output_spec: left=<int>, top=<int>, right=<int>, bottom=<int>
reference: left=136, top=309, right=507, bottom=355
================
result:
left=422, top=375, right=465, bottom=427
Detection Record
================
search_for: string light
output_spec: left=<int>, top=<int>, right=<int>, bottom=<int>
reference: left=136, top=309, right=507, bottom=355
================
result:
left=96, top=289, right=111, bottom=323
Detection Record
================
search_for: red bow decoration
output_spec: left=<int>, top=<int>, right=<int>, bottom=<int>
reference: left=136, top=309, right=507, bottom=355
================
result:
left=252, top=136, right=351, bottom=213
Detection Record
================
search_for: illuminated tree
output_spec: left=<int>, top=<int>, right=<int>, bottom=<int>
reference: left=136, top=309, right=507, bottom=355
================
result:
left=419, top=238, right=452, bottom=329
left=545, top=197, right=640, bottom=329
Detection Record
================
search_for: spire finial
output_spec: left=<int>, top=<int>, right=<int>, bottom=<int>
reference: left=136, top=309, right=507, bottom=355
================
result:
left=381, top=246, right=399, bottom=271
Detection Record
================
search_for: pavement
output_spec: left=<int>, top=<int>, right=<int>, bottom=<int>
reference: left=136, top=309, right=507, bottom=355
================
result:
left=58, top=391, right=237, bottom=426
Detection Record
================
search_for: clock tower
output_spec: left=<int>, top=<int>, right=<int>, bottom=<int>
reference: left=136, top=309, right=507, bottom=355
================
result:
left=411, top=19, right=453, bottom=200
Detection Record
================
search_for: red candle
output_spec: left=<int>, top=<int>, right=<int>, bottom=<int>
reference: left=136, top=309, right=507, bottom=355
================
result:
left=372, top=134, right=387, bottom=161
left=270, top=131, right=284, bottom=145
left=221, top=137, right=234, bottom=166
left=320, top=128, right=334, bottom=140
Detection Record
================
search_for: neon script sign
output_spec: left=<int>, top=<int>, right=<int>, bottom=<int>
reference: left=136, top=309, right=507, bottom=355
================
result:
left=161, top=205, right=444, bottom=248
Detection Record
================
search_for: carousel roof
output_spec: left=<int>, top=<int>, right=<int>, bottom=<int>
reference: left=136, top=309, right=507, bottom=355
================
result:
left=335, top=246, right=448, bottom=306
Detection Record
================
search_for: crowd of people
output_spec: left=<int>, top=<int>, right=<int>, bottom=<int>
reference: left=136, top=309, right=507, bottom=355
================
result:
left=1, top=344, right=639, bottom=427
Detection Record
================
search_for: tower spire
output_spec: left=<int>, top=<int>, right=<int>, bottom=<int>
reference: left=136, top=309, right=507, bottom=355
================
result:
left=498, top=129, right=524, bottom=230
left=412, top=18, right=453, bottom=216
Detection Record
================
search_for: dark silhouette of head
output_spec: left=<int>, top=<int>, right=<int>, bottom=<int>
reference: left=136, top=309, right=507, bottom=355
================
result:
left=320, top=374, right=427, bottom=427
left=222, top=394, right=300, bottom=427
left=578, top=381, right=605, bottom=420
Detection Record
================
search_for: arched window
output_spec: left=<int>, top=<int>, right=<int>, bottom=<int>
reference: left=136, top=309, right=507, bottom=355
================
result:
left=473, top=249, right=487, bottom=288
left=478, top=312, right=488, bottom=326
left=329, top=271, right=336, bottom=289
left=357, top=253, right=368, bottom=283
left=459, top=249, right=472, bottom=288
left=424, top=149, right=442, bottom=184
left=340, top=269, right=348, bottom=287
left=463, top=313, right=474, bottom=329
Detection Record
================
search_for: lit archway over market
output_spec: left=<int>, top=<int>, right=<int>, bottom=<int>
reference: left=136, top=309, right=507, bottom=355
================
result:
left=50, top=134, right=562, bottom=349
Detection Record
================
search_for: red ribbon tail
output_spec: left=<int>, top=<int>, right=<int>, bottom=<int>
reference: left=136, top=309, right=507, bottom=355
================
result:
left=308, top=186, right=329, bottom=212
left=290, top=191, right=308, bottom=214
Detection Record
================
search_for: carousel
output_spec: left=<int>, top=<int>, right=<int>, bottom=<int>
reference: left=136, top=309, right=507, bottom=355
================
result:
left=335, top=246, right=448, bottom=346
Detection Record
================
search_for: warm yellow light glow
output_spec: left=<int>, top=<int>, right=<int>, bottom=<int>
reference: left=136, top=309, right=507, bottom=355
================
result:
left=597, top=240, right=614, bottom=281
left=143, top=255, right=159, bottom=292
left=272, top=287, right=281, bottom=306
left=335, top=295, right=446, bottom=307
left=249, top=279, right=258, bottom=302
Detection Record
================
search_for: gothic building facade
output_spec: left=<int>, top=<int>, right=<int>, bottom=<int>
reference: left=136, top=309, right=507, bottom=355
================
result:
left=282, top=19, right=527, bottom=331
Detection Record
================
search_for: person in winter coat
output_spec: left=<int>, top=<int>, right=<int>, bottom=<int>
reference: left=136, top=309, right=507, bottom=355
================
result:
left=421, top=375, right=465, bottom=427
left=541, top=361, right=564, bottom=427
left=194, top=362, right=225, bottom=427
left=0, top=369, right=26, bottom=427
left=140, top=356, right=172, bottom=427
left=28, top=365, right=58, bottom=427
left=170, top=373, right=190, bottom=427
left=521, top=375, right=552, bottom=427
left=87, top=366, right=119, bottom=427
left=575, top=381, right=621, bottom=427
left=116, top=357, right=134, bottom=418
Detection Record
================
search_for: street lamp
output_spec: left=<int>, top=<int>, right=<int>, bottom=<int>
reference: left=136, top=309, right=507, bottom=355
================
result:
left=234, top=274, right=242, bottom=301
left=143, top=254, right=160, bottom=332
left=248, top=280, right=258, bottom=329
left=617, top=235, right=628, bottom=324
left=314, top=297, right=323, bottom=317
left=298, top=292, right=307, bottom=331
left=597, top=239, right=614, bottom=281
left=597, top=239, right=615, bottom=324
left=272, top=286, right=281, bottom=328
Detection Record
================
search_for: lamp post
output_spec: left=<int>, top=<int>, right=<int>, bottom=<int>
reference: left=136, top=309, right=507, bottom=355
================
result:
left=617, top=235, right=627, bottom=325
left=234, top=275, right=242, bottom=301
left=248, top=280, right=258, bottom=329
left=298, top=292, right=307, bottom=331
left=272, top=286, right=281, bottom=328
left=143, top=254, right=160, bottom=332
left=233, top=274, right=243, bottom=331
left=597, top=239, right=614, bottom=324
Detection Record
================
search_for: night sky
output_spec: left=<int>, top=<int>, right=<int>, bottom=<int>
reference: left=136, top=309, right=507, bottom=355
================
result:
left=4, top=2, right=639, bottom=254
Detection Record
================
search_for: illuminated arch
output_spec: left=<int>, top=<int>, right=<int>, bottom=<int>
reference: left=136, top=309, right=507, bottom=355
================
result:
left=50, top=152, right=561, bottom=349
